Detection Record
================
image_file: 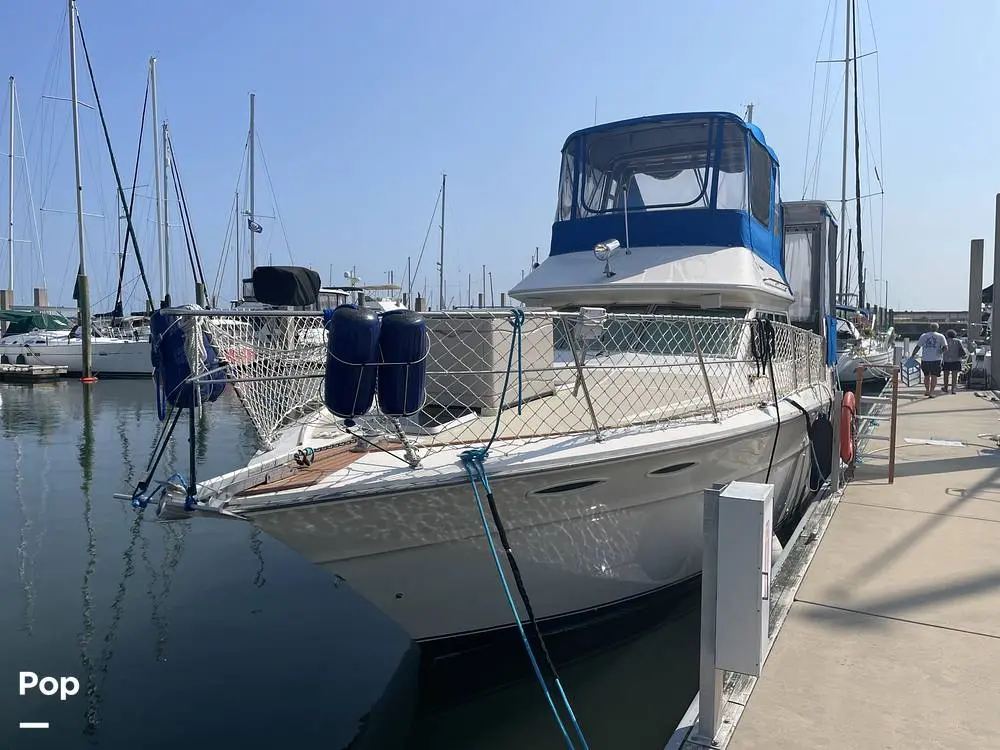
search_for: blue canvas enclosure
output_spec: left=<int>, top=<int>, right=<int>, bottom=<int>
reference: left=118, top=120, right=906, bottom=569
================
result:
left=549, top=112, right=785, bottom=280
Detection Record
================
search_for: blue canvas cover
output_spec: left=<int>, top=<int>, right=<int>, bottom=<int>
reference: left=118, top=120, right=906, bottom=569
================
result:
left=549, top=112, right=785, bottom=278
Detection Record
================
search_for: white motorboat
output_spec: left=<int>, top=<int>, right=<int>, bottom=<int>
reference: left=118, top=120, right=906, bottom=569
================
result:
left=125, top=112, right=835, bottom=657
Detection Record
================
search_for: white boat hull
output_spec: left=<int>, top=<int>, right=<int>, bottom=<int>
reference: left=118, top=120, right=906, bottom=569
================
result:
left=0, top=339, right=151, bottom=377
left=240, top=386, right=827, bottom=644
left=837, top=344, right=895, bottom=383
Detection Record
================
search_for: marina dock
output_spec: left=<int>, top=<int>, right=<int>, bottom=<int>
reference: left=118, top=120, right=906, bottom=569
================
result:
left=0, top=362, right=67, bottom=382
left=670, top=384, right=1000, bottom=749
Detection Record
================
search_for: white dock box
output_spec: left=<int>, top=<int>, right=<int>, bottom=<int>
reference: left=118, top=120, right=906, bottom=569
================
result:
left=424, top=315, right=555, bottom=415
left=714, top=481, right=773, bottom=677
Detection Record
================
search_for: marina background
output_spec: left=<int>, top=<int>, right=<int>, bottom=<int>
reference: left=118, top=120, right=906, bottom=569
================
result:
left=1, top=0, right=997, bottom=314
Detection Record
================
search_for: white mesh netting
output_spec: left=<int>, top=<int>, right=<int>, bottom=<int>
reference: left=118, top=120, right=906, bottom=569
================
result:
left=181, top=308, right=829, bottom=457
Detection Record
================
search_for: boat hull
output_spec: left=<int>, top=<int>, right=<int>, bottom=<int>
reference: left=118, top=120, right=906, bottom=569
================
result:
left=837, top=345, right=895, bottom=383
left=0, top=339, right=151, bottom=377
left=244, top=399, right=820, bottom=645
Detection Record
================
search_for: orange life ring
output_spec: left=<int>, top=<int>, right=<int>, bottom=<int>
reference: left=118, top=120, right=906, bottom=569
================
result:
left=840, top=391, right=856, bottom=463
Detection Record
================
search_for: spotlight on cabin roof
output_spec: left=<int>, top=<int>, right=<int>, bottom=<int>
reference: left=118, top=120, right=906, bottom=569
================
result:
left=593, top=238, right=620, bottom=262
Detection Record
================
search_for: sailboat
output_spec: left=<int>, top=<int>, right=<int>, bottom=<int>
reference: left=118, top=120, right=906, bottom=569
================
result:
left=829, top=0, right=895, bottom=384
left=0, top=18, right=152, bottom=378
left=123, top=111, right=834, bottom=669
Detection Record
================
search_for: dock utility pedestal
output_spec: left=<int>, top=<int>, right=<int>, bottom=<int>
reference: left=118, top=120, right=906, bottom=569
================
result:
left=691, top=481, right=774, bottom=747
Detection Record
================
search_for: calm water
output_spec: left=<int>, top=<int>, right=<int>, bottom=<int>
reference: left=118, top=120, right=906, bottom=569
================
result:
left=0, top=379, right=701, bottom=749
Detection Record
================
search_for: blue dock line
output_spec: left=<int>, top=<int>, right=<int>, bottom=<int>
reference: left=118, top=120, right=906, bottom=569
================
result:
left=461, top=450, right=590, bottom=750
left=476, top=309, right=525, bottom=458
left=512, top=308, right=523, bottom=415
left=458, top=309, right=588, bottom=746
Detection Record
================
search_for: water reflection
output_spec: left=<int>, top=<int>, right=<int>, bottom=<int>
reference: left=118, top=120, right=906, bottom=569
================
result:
left=78, top=383, right=101, bottom=734
left=1, top=379, right=706, bottom=749
left=15, top=433, right=36, bottom=635
left=0, top=380, right=419, bottom=750
left=0, top=380, right=69, bottom=437
left=249, top=526, right=267, bottom=588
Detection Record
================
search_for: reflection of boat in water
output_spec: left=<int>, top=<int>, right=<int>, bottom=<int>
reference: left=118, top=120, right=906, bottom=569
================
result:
left=0, top=378, right=71, bottom=437
left=127, top=112, right=835, bottom=670
left=77, top=382, right=195, bottom=735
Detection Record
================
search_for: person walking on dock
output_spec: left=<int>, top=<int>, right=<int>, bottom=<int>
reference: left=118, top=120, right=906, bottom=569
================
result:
left=911, top=322, right=948, bottom=398
left=941, top=329, right=967, bottom=394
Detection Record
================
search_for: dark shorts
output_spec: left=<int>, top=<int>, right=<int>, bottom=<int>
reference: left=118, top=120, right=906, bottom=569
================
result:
left=921, top=360, right=942, bottom=377
left=942, top=360, right=962, bottom=372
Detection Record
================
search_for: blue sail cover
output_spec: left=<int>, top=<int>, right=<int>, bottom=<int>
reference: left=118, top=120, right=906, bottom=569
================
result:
left=549, top=112, right=786, bottom=277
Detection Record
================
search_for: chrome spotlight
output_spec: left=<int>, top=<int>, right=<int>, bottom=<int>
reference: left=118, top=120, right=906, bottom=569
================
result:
left=593, top=238, right=620, bottom=262
left=594, top=239, right=620, bottom=278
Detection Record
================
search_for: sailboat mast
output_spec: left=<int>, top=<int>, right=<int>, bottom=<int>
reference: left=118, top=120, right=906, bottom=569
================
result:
left=162, top=121, right=171, bottom=305
left=438, top=172, right=446, bottom=311
left=248, top=92, right=256, bottom=272
left=7, top=76, right=13, bottom=298
left=837, top=0, right=852, bottom=300
left=149, top=57, right=164, bottom=305
left=234, top=190, right=240, bottom=300
left=851, top=0, right=865, bottom=309
left=68, top=0, right=93, bottom=380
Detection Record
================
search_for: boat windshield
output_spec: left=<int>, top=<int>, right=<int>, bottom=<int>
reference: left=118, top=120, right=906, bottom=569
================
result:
left=557, top=116, right=750, bottom=222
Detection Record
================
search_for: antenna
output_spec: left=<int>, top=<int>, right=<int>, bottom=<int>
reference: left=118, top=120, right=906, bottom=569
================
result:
left=744, top=102, right=754, bottom=123
left=437, top=172, right=446, bottom=311
left=7, top=76, right=14, bottom=299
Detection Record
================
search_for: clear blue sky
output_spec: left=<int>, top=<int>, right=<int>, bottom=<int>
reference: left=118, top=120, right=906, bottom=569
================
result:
left=0, top=0, right=998, bottom=313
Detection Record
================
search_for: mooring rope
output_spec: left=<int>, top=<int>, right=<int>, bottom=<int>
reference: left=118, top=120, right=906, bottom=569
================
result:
left=460, top=451, right=589, bottom=750
left=456, top=306, right=587, bottom=749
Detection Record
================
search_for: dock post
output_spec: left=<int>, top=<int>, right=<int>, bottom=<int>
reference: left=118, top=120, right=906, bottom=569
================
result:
left=969, top=239, right=984, bottom=344
left=692, top=484, right=724, bottom=746
left=830, top=390, right=843, bottom=494
left=0, top=288, right=10, bottom=336
left=889, top=366, right=899, bottom=484
left=991, top=195, right=1000, bottom=388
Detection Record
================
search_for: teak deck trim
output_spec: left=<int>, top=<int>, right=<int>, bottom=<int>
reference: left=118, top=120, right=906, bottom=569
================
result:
left=235, top=442, right=402, bottom=497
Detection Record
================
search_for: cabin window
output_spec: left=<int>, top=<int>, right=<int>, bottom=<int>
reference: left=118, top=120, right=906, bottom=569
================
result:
left=715, top=122, right=748, bottom=211
left=556, top=150, right=576, bottom=221
left=772, top=170, right=782, bottom=236
left=574, top=120, right=715, bottom=217
left=748, top=138, right=772, bottom=227
left=756, top=311, right=789, bottom=324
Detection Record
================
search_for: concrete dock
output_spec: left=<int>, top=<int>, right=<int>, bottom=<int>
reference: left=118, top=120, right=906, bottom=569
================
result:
left=713, top=385, right=1000, bottom=749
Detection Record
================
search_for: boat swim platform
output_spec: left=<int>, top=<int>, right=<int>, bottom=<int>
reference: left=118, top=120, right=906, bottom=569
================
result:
left=668, top=384, right=1000, bottom=750
left=0, top=363, right=68, bottom=382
